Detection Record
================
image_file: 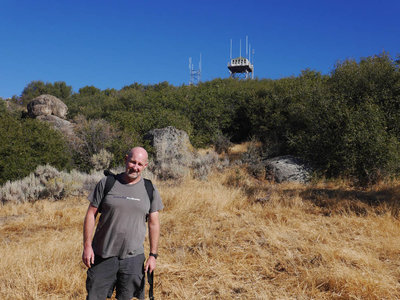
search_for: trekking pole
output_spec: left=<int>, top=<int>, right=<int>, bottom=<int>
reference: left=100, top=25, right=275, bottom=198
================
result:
left=147, top=270, right=154, bottom=300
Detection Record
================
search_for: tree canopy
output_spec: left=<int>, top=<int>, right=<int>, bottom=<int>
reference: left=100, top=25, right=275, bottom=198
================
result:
left=7, top=52, right=400, bottom=184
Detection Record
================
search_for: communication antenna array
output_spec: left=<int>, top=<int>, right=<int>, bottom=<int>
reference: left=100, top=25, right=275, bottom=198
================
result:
left=228, top=35, right=254, bottom=79
left=189, top=53, right=202, bottom=85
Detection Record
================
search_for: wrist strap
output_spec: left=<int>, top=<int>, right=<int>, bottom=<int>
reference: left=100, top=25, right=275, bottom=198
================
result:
left=149, top=252, right=158, bottom=259
left=147, top=270, right=154, bottom=300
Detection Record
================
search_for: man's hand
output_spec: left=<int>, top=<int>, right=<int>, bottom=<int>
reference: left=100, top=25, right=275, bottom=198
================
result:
left=82, top=245, right=95, bottom=268
left=144, top=255, right=156, bottom=273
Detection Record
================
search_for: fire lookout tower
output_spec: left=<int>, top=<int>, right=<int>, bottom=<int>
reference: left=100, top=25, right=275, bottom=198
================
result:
left=228, top=36, right=254, bottom=79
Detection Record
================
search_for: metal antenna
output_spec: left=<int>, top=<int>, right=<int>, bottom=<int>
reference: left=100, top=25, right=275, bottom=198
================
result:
left=199, top=53, right=202, bottom=82
left=249, top=44, right=251, bottom=63
left=252, top=48, right=255, bottom=79
left=230, top=39, right=232, bottom=61
left=246, top=35, right=248, bottom=58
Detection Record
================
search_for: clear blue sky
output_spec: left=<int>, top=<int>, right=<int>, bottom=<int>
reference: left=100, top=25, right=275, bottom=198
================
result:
left=1, top=0, right=399, bottom=98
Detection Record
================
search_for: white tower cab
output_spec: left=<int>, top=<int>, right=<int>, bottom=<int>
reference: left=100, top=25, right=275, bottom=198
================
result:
left=228, top=36, right=254, bottom=79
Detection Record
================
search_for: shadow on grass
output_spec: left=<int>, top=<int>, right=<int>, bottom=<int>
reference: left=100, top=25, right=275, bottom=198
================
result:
left=297, top=186, right=400, bottom=217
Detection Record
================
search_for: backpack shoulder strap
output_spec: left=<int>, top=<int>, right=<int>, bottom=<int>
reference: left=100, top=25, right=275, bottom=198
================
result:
left=98, top=171, right=116, bottom=213
left=102, top=170, right=116, bottom=200
left=144, top=178, right=154, bottom=222
left=103, top=170, right=116, bottom=195
left=103, top=174, right=116, bottom=199
left=143, top=178, right=154, bottom=203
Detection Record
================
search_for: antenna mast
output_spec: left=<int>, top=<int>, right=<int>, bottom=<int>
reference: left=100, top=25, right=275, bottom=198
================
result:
left=246, top=35, right=248, bottom=58
left=189, top=54, right=202, bottom=85
left=199, top=53, right=202, bottom=82
left=230, top=38, right=232, bottom=61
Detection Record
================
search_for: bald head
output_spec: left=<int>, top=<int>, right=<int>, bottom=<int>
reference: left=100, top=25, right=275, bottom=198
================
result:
left=126, top=147, right=148, bottom=163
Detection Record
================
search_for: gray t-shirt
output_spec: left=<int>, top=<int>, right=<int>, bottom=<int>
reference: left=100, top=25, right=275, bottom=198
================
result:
left=88, top=174, right=163, bottom=259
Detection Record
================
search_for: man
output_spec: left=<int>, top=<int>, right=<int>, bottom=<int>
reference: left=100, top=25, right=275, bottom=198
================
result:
left=82, top=147, right=163, bottom=300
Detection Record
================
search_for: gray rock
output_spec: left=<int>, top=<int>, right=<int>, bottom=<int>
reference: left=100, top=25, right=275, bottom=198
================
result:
left=144, top=126, right=195, bottom=180
left=27, top=94, right=68, bottom=119
left=27, top=94, right=76, bottom=139
left=36, top=115, right=75, bottom=136
left=265, top=155, right=312, bottom=183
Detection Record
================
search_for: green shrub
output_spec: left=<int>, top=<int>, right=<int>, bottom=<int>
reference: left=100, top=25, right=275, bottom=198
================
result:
left=0, top=113, right=72, bottom=185
left=17, top=80, right=72, bottom=106
left=288, top=97, right=400, bottom=184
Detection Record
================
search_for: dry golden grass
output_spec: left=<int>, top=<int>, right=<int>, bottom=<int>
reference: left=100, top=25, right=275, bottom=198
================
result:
left=228, top=142, right=257, bottom=162
left=197, top=141, right=254, bottom=155
left=1, top=168, right=400, bottom=299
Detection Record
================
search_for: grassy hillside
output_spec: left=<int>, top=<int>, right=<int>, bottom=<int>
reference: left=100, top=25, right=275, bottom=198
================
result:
left=1, top=164, right=400, bottom=299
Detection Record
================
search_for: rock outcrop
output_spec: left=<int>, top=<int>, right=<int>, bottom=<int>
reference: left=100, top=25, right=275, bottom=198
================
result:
left=144, top=126, right=195, bottom=179
left=26, top=94, right=74, bottom=137
left=27, top=94, right=68, bottom=119
left=265, top=155, right=312, bottom=183
left=36, top=115, right=75, bottom=137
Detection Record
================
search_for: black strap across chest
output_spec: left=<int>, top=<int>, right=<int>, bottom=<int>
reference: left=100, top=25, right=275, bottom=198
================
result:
left=102, top=170, right=154, bottom=214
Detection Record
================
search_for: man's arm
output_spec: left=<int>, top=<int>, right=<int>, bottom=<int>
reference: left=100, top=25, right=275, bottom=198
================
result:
left=82, top=204, right=98, bottom=268
left=145, top=211, right=160, bottom=273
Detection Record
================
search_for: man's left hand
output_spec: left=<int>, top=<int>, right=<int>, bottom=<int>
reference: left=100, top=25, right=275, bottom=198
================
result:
left=144, top=256, right=156, bottom=273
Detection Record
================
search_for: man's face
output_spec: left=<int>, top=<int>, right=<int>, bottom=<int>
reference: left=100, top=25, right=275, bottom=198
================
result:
left=124, top=151, right=148, bottom=180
